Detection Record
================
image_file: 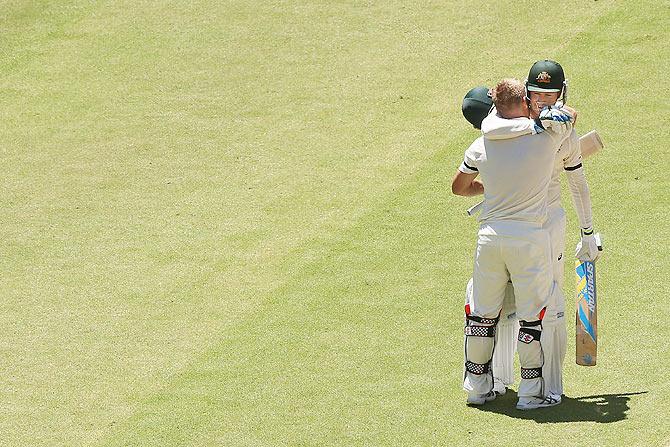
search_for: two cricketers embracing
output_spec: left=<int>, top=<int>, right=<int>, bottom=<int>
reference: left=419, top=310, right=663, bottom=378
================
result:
left=452, top=60, right=603, bottom=410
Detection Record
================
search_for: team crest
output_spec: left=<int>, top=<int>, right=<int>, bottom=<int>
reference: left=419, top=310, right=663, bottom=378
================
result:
left=536, top=71, right=551, bottom=83
left=518, top=332, right=534, bottom=344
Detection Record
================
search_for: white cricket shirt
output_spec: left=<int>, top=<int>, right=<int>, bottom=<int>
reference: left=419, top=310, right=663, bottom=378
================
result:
left=480, top=113, right=583, bottom=210
left=459, top=122, right=571, bottom=224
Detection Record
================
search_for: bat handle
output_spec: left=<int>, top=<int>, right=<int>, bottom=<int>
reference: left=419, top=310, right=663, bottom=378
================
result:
left=467, top=200, right=483, bottom=216
left=594, top=233, right=603, bottom=251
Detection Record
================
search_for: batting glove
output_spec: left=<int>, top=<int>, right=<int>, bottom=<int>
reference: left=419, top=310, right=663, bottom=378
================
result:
left=539, top=106, right=573, bottom=124
left=532, top=120, right=546, bottom=134
left=575, top=228, right=602, bottom=262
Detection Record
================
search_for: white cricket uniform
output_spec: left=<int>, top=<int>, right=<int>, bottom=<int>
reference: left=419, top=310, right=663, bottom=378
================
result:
left=478, top=113, right=592, bottom=396
left=459, top=122, right=571, bottom=398
left=541, top=127, right=588, bottom=396
left=459, top=130, right=560, bottom=321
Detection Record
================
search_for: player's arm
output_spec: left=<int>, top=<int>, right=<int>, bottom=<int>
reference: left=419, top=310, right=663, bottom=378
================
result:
left=453, top=139, right=484, bottom=196
left=564, top=131, right=592, bottom=229
left=563, top=131, right=601, bottom=261
left=570, top=167, right=601, bottom=262
left=481, top=109, right=537, bottom=140
left=452, top=170, right=483, bottom=196
left=482, top=104, right=576, bottom=140
left=566, top=166, right=592, bottom=229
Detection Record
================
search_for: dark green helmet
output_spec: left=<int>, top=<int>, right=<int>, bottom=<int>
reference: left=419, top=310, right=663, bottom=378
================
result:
left=526, top=59, right=566, bottom=94
left=462, top=86, right=492, bottom=129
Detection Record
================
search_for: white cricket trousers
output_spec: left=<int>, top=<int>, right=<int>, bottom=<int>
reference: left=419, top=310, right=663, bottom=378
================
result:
left=464, top=220, right=554, bottom=396
left=472, top=220, right=553, bottom=321
left=482, top=207, right=567, bottom=395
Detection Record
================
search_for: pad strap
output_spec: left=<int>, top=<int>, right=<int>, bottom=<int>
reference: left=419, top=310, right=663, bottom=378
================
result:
left=521, top=367, right=542, bottom=379
left=520, top=319, right=542, bottom=327
left=466, top=314, right=499, bottom=325
left=465, top=361, right=491, bottom=375
left=465, top=325, right=496, bottom=337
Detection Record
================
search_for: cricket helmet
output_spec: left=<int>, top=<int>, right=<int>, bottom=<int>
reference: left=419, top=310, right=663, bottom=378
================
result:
left=526, top=59, right=567, bottom=96
left=462, top=86, right=493, bottom=130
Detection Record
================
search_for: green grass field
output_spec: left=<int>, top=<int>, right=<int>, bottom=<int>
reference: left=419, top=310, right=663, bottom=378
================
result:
left=2, top=1, right=669, bottom=445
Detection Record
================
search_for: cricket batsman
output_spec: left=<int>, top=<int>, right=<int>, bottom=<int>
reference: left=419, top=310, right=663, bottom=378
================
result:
left=453, top=78, right=575, bottom=409
left=461, top=60, right=603, bottom=408
left=460, top=86, right=520, bottom=400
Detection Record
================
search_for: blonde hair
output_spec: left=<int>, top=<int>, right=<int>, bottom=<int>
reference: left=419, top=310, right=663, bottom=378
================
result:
left=491, top=78, right=526, bottom=116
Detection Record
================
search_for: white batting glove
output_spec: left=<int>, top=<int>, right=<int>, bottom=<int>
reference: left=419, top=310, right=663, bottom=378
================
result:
left=538, top=106, right=574, bottom=131
left=575, top=229, right=602, bottom=262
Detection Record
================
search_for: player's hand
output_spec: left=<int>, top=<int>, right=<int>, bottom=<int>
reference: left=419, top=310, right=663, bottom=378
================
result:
left=539, top=106, right=573, bottom=123
left=537, top=106, right=573, bottom=133
left=575, top=230, right=602, bottom=262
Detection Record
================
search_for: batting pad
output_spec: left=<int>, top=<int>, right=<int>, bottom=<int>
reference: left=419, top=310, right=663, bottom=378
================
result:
left=493, top=316, right=518, bottom=386
left=517, top=323, right=545, bottom=398
left=463, top=369, right=493, bottom=394
left=492, top=282, right=518, bottom=387
left=541, top=317, right=567, bottom=396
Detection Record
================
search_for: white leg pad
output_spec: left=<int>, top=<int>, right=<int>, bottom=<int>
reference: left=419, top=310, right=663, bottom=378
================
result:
left=463, top=324, right=496, bottom=394
left=462, top=280, right=497, bottom=395
left=492, top=282, right=518, bottom=386
left=463, top=365, right=494, bottom=394
left=540, top=313, right=567, bottom=396
left=464, top=279, right=506, bottom=393
left=466, top=279, right=518, bottom=390
left=493, top=314, right=518, bottom=386
left=517, top=322, right=544, bottom=398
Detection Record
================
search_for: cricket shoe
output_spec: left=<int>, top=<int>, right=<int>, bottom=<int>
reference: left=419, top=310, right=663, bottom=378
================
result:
left=467, top=391, right=497, bottom=406
left=516, top=394, right=561, bottom=410
left=492, top=378, right=507, bottom=396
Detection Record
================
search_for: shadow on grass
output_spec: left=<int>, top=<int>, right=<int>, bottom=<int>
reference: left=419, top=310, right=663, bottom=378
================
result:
left=473, top=390, right=647, bottom=423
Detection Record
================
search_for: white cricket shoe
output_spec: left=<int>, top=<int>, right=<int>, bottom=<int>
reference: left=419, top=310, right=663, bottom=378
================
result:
left=516, top=394, right=561, bottom=410
left=467, top=391, right=497, bottom=406
left=492, top=378, right=507, bottom=396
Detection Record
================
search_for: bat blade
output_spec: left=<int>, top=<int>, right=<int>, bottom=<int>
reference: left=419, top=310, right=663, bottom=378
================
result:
left=575, top=260, right=597, bottom=366
left=579, top=130, right=604, bottom=159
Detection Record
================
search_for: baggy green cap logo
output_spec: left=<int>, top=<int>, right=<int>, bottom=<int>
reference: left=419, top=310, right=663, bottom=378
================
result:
left=527, top=59, right=565, bottom=93
left=536, top=71, right=551, bottom=84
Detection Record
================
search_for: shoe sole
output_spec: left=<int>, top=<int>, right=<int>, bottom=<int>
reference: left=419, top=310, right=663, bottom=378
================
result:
left=467, top=394, right=496, bottom=406
left=516, top=401, right=560, bottom=410
left=467, top=400, right=487, bottom=406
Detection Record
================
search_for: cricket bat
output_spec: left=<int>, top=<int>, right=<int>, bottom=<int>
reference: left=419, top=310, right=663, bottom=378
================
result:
left=579, top=130, right=604, bottom=159
left=575, top=234, right=602, bottom=366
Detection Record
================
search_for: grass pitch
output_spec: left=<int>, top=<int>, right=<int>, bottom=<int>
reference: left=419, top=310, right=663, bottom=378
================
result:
left=1, top=1, right=669, bottom=446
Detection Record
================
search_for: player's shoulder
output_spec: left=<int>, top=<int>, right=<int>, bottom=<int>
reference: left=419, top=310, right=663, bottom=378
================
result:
left=463, top=136, right=485, bottom=165
left=466, top=135, right=485, bottom=153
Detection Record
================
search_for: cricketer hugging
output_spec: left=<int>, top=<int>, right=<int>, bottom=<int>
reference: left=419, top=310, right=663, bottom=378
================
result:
left=451, top=60, right=604, bottom=410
